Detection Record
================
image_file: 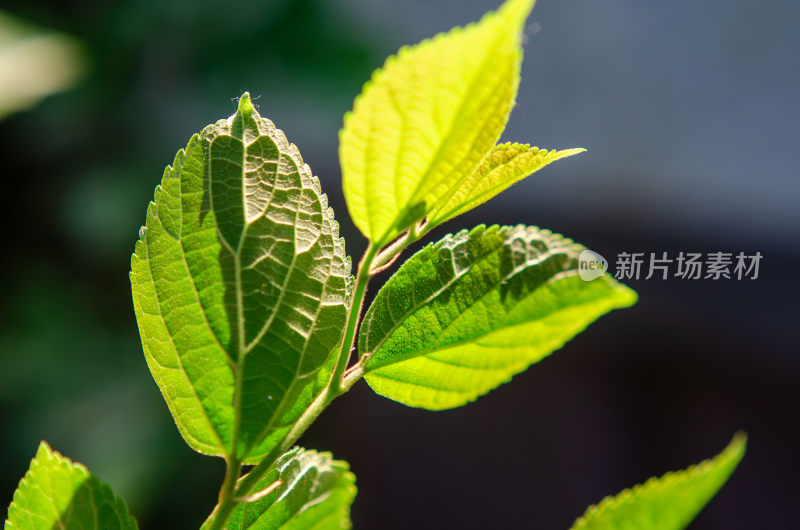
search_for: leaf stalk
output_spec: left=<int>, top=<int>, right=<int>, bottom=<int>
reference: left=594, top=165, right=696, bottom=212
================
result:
left=205, top=242, right=389, bottom=528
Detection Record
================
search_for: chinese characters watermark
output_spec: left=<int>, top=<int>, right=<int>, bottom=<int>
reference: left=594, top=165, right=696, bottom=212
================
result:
left=578, top=251, right=762, bottom=281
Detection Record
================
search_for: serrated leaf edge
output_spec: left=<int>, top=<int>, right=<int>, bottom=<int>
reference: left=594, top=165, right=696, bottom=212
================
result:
left=571, top=433, right=747, bottom=530
left=340, top=0, right=535, bottom=244
left=5, top=441, right=137, bottom=529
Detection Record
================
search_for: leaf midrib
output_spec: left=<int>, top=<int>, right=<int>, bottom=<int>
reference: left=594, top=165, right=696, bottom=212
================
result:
left=244, top=236, right=340, bottom=459
left=431, top=145, right=544, bottom=224
left=421, top=50, right=519, bottom=223
left=218, top=125, right=339, bottom=459
left=370, top=13, right=516, bottom=244
left=401, top=17, right=511, bottom=212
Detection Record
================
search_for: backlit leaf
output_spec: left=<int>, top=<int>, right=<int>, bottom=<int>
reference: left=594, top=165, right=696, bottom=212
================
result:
left=570, top=434, right=746, bottom=530
left=130, top=93, right=352, bottom=462
left=427, top=143, right=585, bottom=227
left=5, top=441, right=137, bottom=530
left=359, top=225, right=636, bottom=410
left=207, top=447, right=356, bottom=530
left=340, top=0, right=535, bottom=245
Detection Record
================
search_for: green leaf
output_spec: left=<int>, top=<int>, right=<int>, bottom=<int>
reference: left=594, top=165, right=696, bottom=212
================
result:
left=5, top=441, right=137, bottom=530
left=340, top=0, right=535, bottom=245
left=570, top=433, right=747, bottom=530
left=359, top=225, right=636, bottom=410
left=206, top=448, right=356, bottom=530
left=427, top=143, right=586, bottom=227
left=130, top=93, right=352, bottom=462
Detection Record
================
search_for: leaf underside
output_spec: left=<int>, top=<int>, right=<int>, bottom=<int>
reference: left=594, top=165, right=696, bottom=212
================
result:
left=359, top=225, right=637, bottom=410
left=130, top=94, right=352, bottom=462
left=340, top=0, right=536, bottom=245
left=571, top=434, right=747, bottom=530
left=208, top=448, right=357, bottom=530
left=5, top=442, right=138, bottom=530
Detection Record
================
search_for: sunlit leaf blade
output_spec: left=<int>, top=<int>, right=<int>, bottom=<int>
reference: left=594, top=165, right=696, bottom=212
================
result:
left=130, top=93, right=352, bottom=462
left=340, top=0, right=535, bottom=245
left=205, top=448, right=356, bottom=530
left=570, top=434, right=747, bottom=530
left=0, top=11, right=84, bottom=120
left=5, top=442, right=138, bottom=530
left=428, top=143, right=585, bottom=227
left=359, top=225, right=636, bottom=410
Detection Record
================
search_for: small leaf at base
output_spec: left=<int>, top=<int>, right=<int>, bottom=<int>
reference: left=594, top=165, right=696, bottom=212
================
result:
left=204, top=447, right=357, bottom=530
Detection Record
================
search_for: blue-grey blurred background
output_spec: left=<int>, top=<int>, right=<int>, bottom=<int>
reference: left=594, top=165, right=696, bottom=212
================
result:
left=1, top=0, right=798, bottom=528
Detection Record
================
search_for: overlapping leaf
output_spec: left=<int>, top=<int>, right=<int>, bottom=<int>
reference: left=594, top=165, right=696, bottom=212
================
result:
left=340, top=0, right=536, bottom=245
left=359, top=225, right=636, bottom=410
left=5, top=442, right=137, bottom=530
left=571, top=434, right=746, bottom=530
left=427, top=143, right=586, bottom=227
left=130, top=94, right=352, bottom=462
left=208, top=448, right=356, bottom=530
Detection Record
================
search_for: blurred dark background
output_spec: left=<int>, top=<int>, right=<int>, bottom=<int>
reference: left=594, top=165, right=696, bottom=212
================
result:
left=0, top=0, right=798, bottom=528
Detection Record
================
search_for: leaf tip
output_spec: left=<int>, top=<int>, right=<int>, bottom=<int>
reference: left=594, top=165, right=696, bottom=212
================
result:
left=500, top=0, right=537, bottom=30
left=236, top=91, right=256, bottom=119
left=615, top=282, right=639, bottom=307
left=31, top=440, right=55, bottom=466
left=726, top=431, right=748, bottom=462
left=565, top=147, right=588, bottom=156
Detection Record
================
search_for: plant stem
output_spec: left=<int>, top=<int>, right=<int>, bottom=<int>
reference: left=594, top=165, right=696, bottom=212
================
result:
left=206, top=457, right=242, bottom=530
left=233, top=384, right=333, bottom=502
left=370, top=233, right=409, bottom=272
left=341, top=359, right=368, bottom=392
left=205, top=243, right=381, bottom=529
left=331, top=242, right=378, bottom=393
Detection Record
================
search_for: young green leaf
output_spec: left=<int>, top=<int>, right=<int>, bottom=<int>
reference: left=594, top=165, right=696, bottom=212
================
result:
left=204, top=448, right=356, bottom=530
left=340, top=0, right=535, bottom=245
left=130, top=93, right=352, bottom=462
left=5, top=441, right=137, bottom=530
left=358, top=225, right=636, bottom=410
left=571, top=433, right=747, bottom=530
left=427, top=143, right=586, bottom=227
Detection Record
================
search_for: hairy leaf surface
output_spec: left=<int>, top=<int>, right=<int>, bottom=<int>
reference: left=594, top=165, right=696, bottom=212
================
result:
left=340, top=0, right=535, bottom=245
left=130, top=94, right=352, bottom=461
left=5, top=442, right=137, bottom=530
left=428, top=143, right=585, bottom=227
left=359, top=225, right=636, bottom=410
left=571, top=434, right=746, bottom=530
left=209, top=448, right=356, bottom=530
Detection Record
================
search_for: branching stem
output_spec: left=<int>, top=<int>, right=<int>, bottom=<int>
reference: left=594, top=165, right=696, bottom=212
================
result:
left=204, top=240, right=397, bottom=528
